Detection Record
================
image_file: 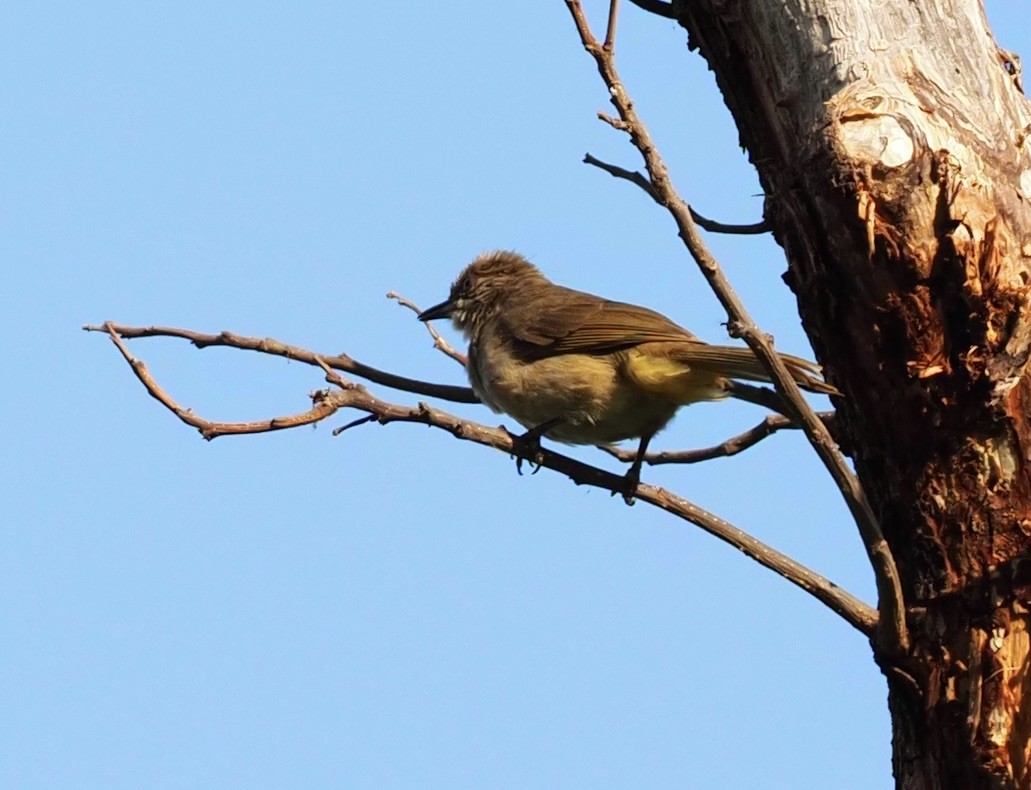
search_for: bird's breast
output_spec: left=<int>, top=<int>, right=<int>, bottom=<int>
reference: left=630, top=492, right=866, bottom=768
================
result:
left=467, top=340, right=678, bottom=445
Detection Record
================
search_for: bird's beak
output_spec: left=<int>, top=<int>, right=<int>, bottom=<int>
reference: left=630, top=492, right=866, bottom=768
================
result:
left=418, top=298, right=455, bottom=322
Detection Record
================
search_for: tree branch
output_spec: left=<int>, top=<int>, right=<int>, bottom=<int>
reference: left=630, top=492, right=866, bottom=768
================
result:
left=583, top=153, right=770, bottom=234
left=92, top=322, right=351, bottom=438
left=82, top=322, right=480, bottom=405
left=564, top=0, right=908, bottom=655
left=604, top=0, right=620, bottom=51
left=600, top=411, right=835, bottom=465
left=88, top=320, right=877, bottom=637
left=317, top=361, right=877, bottom=638
left=387, top=292, right=467, bottom=366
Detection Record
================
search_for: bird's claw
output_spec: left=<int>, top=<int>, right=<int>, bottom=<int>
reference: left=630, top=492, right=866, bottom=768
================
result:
left=503, top=425, right=545, bottom=475
left=619, top=467, right=641, bottom=506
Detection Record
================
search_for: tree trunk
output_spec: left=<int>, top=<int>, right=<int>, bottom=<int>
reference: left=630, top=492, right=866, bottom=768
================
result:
left=672, top=0, right=1031, bottom=786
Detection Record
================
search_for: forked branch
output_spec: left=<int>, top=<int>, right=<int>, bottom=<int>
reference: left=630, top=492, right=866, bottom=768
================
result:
left=83, top=322, right=479, bottom=404
left=564, top=0, right=907, bottom=655
left=83, top=1, right=897, bottom=649
left=85, top=320, right=877, bottom=637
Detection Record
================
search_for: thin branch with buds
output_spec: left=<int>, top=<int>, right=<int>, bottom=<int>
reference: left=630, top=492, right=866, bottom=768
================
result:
left=83, top=0, right=900, bottom=654
left=86, top=320, right=877, bottom=638
left=564, top=0, right=908, bottom=655
left=83, top=322, right=479, bottom=405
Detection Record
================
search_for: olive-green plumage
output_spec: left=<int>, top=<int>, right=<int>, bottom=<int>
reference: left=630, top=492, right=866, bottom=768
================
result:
left=420, top=251, right=834, bottom=491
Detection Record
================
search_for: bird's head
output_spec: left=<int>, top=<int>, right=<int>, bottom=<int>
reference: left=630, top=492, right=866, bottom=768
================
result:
left=419, top=250, right=545, bottom=338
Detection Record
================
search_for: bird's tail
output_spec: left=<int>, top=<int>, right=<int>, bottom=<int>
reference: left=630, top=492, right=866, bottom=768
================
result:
left=623, top=343, right=836, bottom=408
left=676, top=345, right=837, bottom=395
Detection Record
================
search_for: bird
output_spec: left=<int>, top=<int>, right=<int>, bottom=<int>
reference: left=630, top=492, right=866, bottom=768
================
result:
left=419, top=250, right=835, bottom=498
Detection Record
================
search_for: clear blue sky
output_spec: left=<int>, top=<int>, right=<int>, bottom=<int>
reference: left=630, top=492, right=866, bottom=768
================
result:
left=3, top=2, right=1025, bottom=788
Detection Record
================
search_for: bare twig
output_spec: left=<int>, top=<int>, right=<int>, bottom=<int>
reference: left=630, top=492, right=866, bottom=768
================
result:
left=95, top=323, right=346, bottom=438
left=689, top=212, right=770, bottom=237
left=585, top=152, right=660, bottom=199
left=600, top=411, right=835, bottom=465
left=564, top=0, right=908, bottom=655
left=89, top=320, right=877, bottom=638
left=584, top=153, right=770, bottom=234
left=723, top=381, right=795, bottom=416
left=82, top=322, right=480, bottom=405
left=324, top=363, right=877, bottom=638
left=604, top=0, right=620, bottom=51
left=386, top=291, right=467, bottom=366
left=317, top=367, right=876, bottom=636
left=334, top=414, right=378, bottom=435
left=642, top=486, right=875, bottom=636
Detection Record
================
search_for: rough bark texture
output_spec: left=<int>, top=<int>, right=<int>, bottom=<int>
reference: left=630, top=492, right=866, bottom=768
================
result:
left=671, top=0, right=1031, bottom=786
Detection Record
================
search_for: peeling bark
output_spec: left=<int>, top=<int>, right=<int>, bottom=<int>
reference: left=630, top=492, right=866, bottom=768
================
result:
left=670, top=0, right=1031, bottom=786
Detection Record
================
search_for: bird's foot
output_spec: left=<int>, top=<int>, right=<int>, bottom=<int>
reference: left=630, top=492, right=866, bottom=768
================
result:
left=618, top=466, right=641, bottom=506
left=616, top=435, right=652, bottom=506
left=503, top=426, right=546, bottom=475
left=503, top=418, right=563, bottom=476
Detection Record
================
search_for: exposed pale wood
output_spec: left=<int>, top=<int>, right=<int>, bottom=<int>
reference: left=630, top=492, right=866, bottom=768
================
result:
left=667, top=0, right=1031, bottom=786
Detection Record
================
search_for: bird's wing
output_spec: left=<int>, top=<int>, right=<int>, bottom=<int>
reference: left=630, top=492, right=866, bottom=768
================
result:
left=506, top=286, right=698, bottom=356
left=504, top=285, right=836, bottom=395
